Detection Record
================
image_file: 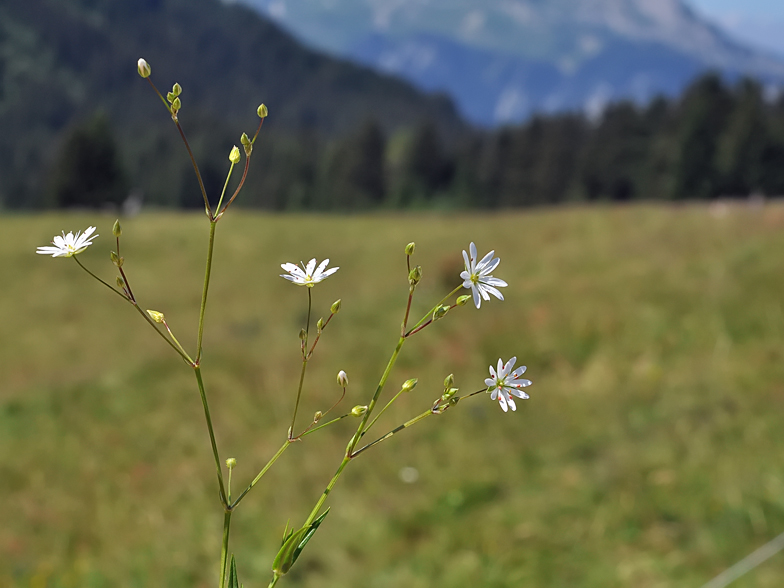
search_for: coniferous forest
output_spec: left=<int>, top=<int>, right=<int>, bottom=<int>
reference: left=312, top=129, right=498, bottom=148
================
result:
left=4, top=0, right=784, bottom=210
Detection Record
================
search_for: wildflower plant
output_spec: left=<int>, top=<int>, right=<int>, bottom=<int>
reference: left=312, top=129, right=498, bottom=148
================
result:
left=37, top=58, right=534, bottom=587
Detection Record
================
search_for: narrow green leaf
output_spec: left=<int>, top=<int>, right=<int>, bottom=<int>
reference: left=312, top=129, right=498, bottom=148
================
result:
left=272, top=526, right=309, bottom=576
left=229, top=554, right=239, bottom=588
left=291, top=508, right=331, bottom=564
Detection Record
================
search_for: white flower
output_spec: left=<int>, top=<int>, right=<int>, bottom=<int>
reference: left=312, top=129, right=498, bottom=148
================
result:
left=36, top=226, right=98, bottom=258
left=485, top=357, right=532, bottom=413
left=461, top=242, right=507, bottom=309
left=280, top=258, right=338, bottom=287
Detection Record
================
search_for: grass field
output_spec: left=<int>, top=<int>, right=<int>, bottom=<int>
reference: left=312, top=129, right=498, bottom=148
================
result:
left=2, top=204, right=784, bottom=588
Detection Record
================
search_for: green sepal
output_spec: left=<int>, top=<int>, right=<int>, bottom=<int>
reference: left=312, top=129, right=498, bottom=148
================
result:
left=229, top=554, right=239, bottom=588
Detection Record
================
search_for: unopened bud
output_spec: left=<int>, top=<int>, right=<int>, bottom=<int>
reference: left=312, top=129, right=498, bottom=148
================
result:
left=172, top=83, right=182, bottom=97
left=405, top=242, right=415, bottom=256
left=147, top=310, right=165, bottom=323
left=402, top=378, right=418, bottom=392
left=226, top=457, right=237, bottom=470
left=331, top=299, right=341, bottom=314
left=443, top=374, right=455, bottom=389
left=441, top=387, right=458, bottom=401
left=171, top=97, right=181, bottom=111
left=112, top=219, right=122, bottom=237
left=137, top=58, right=151, bottom=78
left=167, top=91, right=177, bottom=103
left=116, top=276, right=126, bottom=289
left=351, top=405, right=368, bottom=417
left=240, top=132, right=251, bottom=146
left=257, top=103, right=268, bottom=118
left=313, top=411, right=323, bottom=422
left=433, top=305, right=450, bottom=320
left=229, top=146, right=241, bottom=164
left=317, top=317, right=325, bottom=331
left=456, top=295, right=471, bottom=306
left=299, top=328, right=307, bottom=341
left=337, top=370, right=349, bottom=387
left=408, top=265, right=422, bottom=286
left=110, top=251, right=123, bottom=267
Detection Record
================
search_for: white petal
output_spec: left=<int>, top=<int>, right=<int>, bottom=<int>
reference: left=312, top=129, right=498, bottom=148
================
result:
left=315, top=258, right=330, bottom=276
left=460, top=270, right=470, bottom=281
left=305, top=259, right=317, bottom=276
left=509, top=388, right=529, bottom=399
left=52, top=235, right=66, bottom=247
left=84, top=226, right=97, bottom=237
left=507, top=397, right=517, bottom=411
left=469, top=242, right=477, bottom=266
left=505, top=357, right=517, bottom=375
left=321, top=266, right=339, bottom=278
left=498, top=394, right=508, bottom=412
left=481, top=284, right=505, bottom=301
left=479, top=257, right=501, bottom=275
left=497, top=358, right=504, bottom=376
left=483, top=277, right=507, bottom=288
left=512, top=366, right=527, bottom=377
left=479, top=285, right=491, bottom=301
left=281, top=262, right=300, bottom=272
left=476, top=250, right=495, bottom=271
left=485, top=378, right=495, bottom=388
left=490, top=389, right=499, bottom=400
left=472, top=286, right=481, bottom=308
left=462, top=249, right=471, bottom=272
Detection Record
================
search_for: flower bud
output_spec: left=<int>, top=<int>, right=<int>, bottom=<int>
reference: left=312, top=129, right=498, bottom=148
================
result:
left=112, top=219, right=122, bottom=237
left=167, top=91, right=176, bottom=103
left=337, top=370, right=349, bottom=387
left=147, top=310, right=165, bottom=323
left=229, top=146, right=241, bottom=164
left=351, top=405, right=368, bottom=417
left=433, top=305, right=450, bottom=320
left=116, top=276, right=126, bottom=289
left=456, top=295, right=471, bottom=307
left=299, top=328, right=307, bottom=341
left=172, top=83, right=182, bottom=97
left=257, top=103, right=268, bottom=118
left=402, top=378, right=418, bottom=392
left=443, top=373, right=455, bottom=389
left=408, top=265, right=422, bottom=286
left=226, top=457, right=237, bottom=470
left=331, top=299, right=341, bottom=314
left=137, top=58, right=151, bottom=78
left=171, top=97, right=181, bottom=111
left=405, top=242, right=415, bottom=256
left=240, top=132, right=251, bottom=146
left=316, top=317, right=325, bottom=331
left=441, top=387, right=458, bottom=401
left=110, top=251, right=123, bottom=267
left=313, top=411, right=323, bottom=422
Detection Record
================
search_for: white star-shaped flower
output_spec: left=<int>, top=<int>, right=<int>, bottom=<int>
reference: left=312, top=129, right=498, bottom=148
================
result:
left=36, top=226, right=98, bottom=258
left=485, top=357, right=532, bottom=413
left=280, top=258, right=339, bottom=287
left=460, top=242, right=507, bottom=309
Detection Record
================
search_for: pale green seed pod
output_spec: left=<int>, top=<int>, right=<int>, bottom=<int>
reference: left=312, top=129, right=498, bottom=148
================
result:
left=299, top=328, right=307, bottom=341
left=443, top=373, right=455, bottom=389
left=331, top=299, right=341, bottom=314
left=172, top=82, right=182, bottom=97
left=402, top=378, right=418, bottom=392
left=313, top=411, right=323, bottom=422
left=408, top=265, right=422, bottom=286
left=337, top=370, right=349, bottom=387
left=351, top=405, right=368, bottom=417
left=166, top=91, right=176, bottom=103
left=229, top=146, right=241, bottom=164
left=441, top=387, right=458, bottom=401
left=317, top=317, right=325, bottom=331
left=240, top=132, right=251, bottom=146
left=171, top=97, right=181, bottom=111
left=456, top=295, right=471, bottom=306
left=405, top=242, right=415, bottom=256
left=225, top=457, right=237, bottom=470
left=112, top=219, right=122, bottom=237
left=433, top=305, right=450, bottom=320
left=110, top=251, right=123, bottom=268
left=137, top=58, right=151, bottom=78
left=116, top=276, right=126, bottom=289
left=257, top=103, right=268, bottom=118
left=147, top=310, right=165, bottom=323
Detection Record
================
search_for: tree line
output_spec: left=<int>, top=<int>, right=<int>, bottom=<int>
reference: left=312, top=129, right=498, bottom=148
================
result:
left=44, top=73, right=784, bottom=210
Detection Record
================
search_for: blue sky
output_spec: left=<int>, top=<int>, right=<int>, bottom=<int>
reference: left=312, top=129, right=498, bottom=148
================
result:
left=687, top=0, right=784, bottom=55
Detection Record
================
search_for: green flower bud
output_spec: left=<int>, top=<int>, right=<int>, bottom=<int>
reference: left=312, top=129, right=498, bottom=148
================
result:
left=240, top=132, right=251, bottom=146
left=405, top=242, right=415, bottom=256
left=408, top=265, right=422, bottom=286
left=433, top=305, right=450, bottom=320
left=441, top=387, right=458, bottom=401
left=313, top=411, right=323, bottom=422
left=443, top=374, right=455, bottom=389
left=331, top=299, right=341, bottom=314
left=316, top=317, right=325, bottom=331
left=116, top=276, right=126, bottom=289
left=110, top=251, right=123, bottom=267
left=337, top=370, right=349, bottom=387
left=402, top=378, right=418, bottom=392
left=225, top=457, right=237, bottom=470
left=257, top=103, right=268, bottom=118
left=147, top=310, right=165, bottom=323
left=112, top=219, right=122, bottom=237
left=171, top=97, right=181, bottom=111
left=299, top=328, right=307, bottom=341
left=137, top=58, right=151, bottom=78
left=456, top=295, right=471, bottom=306
left=229, top=145, right=241, bottom=164
left=172, top=83, right=182, bottom=97
left=351, top=405, right=368, bottom=417
left=166, top=91, right=176, bottom=103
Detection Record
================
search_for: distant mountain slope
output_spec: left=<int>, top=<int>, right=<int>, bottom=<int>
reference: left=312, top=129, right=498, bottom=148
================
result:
left=0, top=0, right=464, bottom=206
left=239, top=0, right=784, bottom=125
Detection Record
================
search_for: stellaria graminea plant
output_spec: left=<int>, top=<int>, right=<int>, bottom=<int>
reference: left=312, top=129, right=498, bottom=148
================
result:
left=36, top=57, right=534, bottom=587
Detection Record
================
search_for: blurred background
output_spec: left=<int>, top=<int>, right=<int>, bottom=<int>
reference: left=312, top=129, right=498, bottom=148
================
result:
left=3, top=0, right=784, bottom=586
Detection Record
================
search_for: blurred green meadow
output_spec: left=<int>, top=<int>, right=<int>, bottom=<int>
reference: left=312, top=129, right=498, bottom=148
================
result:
left=2, top=204, right=784, bottom=588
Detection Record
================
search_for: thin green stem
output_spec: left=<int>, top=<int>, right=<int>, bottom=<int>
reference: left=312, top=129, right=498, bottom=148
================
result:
left=218, top=118, right=264, bottom=217
left=231, top=441, right=289, bottom=509
left=352, top=410, right=432, bottom=458
left=288, top=288, right=312, bottom=439
left=174, top=120, right=211, bottom=216
left=219, top=511, right=232, bottom=588
left=362, top=387, right=405, bottom=436
left=162, top=320, right=194, bottom=365
left=299, top=413, right=350, bottom=437
left=196, top=221, right=217, bottom=364
left=73, top=256, right=125, bottom=300
left=215, top=161, right=236, bottom=213
left=194, top=366, right=227, bottom=507
left=268, top=573, right=280, bottom=588
left=407, top=285, right=463, bottom=335
left=145, top=77, right=172, bottom=113
left=304, top=457, right=350, bottom=527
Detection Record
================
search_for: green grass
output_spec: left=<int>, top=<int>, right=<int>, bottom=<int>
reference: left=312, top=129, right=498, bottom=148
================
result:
left=2, top=204, right=784, bottom=588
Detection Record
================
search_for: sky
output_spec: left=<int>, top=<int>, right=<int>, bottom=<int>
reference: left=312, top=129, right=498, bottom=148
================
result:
left=687, top=0, right=784, bottom=56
